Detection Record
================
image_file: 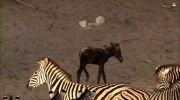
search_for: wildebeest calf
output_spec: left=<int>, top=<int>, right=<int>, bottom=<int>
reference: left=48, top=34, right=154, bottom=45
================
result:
left=77, top=42, right=123, bottom=84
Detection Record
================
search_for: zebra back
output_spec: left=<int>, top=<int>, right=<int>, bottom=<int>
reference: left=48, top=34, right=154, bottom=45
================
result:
left=86, top=83, right=151, bottom=100
left=114, top=87, right=151, bottom=100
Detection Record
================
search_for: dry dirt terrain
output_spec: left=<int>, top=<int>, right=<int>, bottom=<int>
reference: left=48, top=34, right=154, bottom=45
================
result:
left=0, top=0, right=180, bottom=99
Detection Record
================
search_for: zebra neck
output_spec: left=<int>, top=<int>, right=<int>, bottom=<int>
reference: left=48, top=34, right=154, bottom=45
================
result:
left=58, top=81, right=89, bottom=99
left=45, top=66, right=71, bottom=92
left=47, top=76, right=71, bottom=92
left=149, top=81, right=180, bottom=99
left=160, top=80, right=180, bottom=91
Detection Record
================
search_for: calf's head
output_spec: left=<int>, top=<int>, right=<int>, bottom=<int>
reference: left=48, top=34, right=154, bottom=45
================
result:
left=110, top=42, right=123, bottom=63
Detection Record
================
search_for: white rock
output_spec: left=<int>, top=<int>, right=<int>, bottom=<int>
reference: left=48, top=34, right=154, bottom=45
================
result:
left=79, top=20, right=87, bottom=28
left=172, top=2, right=176, bottom=7
left=95, top=16, right=105, bottom=25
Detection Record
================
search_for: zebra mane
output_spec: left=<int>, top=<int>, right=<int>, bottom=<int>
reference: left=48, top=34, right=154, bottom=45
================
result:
left=155, top=64, right=180, bottom=75
left=42, top=57, right=72, bottom=81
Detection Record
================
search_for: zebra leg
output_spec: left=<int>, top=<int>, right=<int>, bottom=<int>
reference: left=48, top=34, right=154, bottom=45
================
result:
left=101, top=66, right=107, bottom=84
left=84, top=67, right=90, bottom=82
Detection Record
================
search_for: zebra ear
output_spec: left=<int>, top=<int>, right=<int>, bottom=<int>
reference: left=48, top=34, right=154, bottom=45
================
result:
left=77, top=91, right=83, bottom=98
left=91, top=92, right=96, bottom=99
left=155, top=65, right=161, bottom=70
left=37, top=61, right=41, bottom=65
left=60, top=90, right=66, bottom=99
left=88, top=91, right=96, bottom=99
left=44, top=58, right=49, bottom=62
left=162, top=68, right=170, bottom=75
left=155, top=67, right=158, bottom=70
left=49, top=91, right=55, bottom=99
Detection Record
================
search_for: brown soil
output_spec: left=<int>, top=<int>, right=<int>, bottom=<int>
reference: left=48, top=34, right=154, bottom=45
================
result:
left=0, top=0, right=179, bottom=99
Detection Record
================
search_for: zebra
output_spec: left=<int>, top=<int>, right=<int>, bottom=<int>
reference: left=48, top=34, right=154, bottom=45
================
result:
left=26, top=57, right=75, bottom=100
left=148, top=80, right=180, bottom=100
left=155, top=64, right=180, bottom=89
left=77, top=42, right=123, bottom=84
left=27, top=57, right=141, bottom=100
left=92, top=80, right=180, bottom=100
left=107, top=80, right=180, bottom=100
left=27, top=57, right=180, bottom=100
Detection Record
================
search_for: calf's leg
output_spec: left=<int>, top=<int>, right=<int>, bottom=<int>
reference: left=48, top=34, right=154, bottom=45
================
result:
left=97, top=65, right=103, bottom=84
left=77, top=63, right=86, bottom=83
left=101, top=66, right=107, bottom=84
left=83, top=67, right=89, bottom=82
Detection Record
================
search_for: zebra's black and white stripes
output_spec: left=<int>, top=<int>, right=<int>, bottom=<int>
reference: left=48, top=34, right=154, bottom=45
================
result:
left=155, top=64, right=180, bottom=89
left=27, top=57, right=180, bottom=100
left=27, top=58, right=128, bottom=100
left=27, top=58, right=89, bottom=100
left=148, top=80, right=180, bottom=100
left=116, top=80, right=180, bottom=100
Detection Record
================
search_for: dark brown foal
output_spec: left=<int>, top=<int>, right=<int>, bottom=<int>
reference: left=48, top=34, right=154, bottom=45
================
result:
left=77, top=42, right=123, bottom=84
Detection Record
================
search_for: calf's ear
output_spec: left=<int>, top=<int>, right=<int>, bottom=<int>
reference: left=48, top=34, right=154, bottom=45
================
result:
left=115, top=43, right=120, bottom=46
left=110, top=42, right=114, bottom=46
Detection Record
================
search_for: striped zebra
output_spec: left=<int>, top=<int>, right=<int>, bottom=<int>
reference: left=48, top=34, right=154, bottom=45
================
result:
left=27, top=57, right=149, bottom=100
left=148, top=80, right=180, bottom=100
left=27, top=58, right=72, bottom=99
left=155, top=64, right=180, bottom=89
left=111, top=79, right=180, bottom=99
left=60, top=80, right=180, bottom=100
left=90, top=81, right=180, bottom=100
left=27, top=57, right=180, bottom=100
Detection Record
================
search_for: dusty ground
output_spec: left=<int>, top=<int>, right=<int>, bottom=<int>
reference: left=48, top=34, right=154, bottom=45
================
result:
left=0, top=0, right=180, bottom=99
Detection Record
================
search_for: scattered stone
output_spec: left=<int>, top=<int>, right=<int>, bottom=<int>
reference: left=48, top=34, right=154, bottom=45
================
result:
left=160, top=2, right=176, bottom=8
left=172, top=3, right=176, bottom=7
left=144, top=59, right=152, bottom=63
left=79, top=16, right=105, bottom=29
left=79, top=20, right=87, bottom=28
left=95, top=16, right=105, bottom=25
